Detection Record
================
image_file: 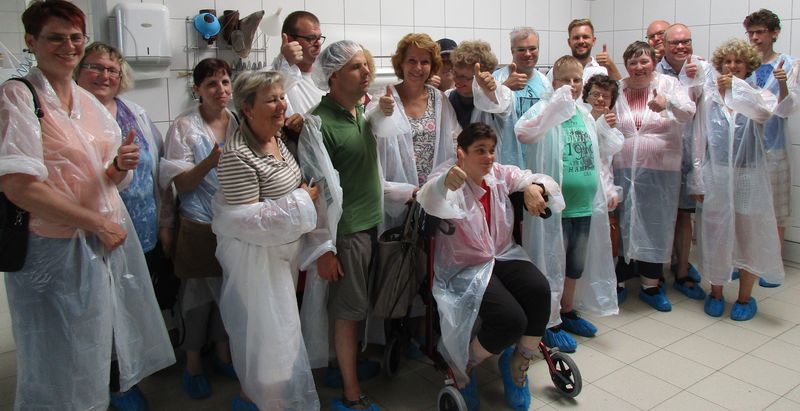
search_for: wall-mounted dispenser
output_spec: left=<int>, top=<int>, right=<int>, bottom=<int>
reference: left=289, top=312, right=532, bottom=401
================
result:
left=109, top=3, right=171, bottom=79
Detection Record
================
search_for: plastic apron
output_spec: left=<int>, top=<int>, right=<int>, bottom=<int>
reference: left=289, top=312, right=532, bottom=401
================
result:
left=612, top=73, right=695, bottom=263
left=0, top=69, right=175, bottom=411
left=492, top=67, right=553, bottom=167
left=366, top=84, right=460, bottom=229
left=271, top=55, right=326, bottom=116
left=515, top=86, right=621, bottom=327
left=160, top=106, right=237, bottom=312
left=212, top=185, right=319, bottom=410
left=694, top=76, right=787, bottom=285
left=546, top=56, right=609, bottom=83
left=417, top=161, right=560, bottom=386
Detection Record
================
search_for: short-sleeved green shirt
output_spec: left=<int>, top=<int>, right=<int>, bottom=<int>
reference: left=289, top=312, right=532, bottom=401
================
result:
left=313, top=95, right=382, bottom=235
left=560, top=113, right=597, bottom=218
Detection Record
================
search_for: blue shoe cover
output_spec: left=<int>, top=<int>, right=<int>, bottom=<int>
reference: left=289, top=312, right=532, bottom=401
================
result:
left=759, top=278, right=781, bottom=288
left=687, top=265, right=702, bottom=283
left=325, top=359, right=382, bottom=388
left=617, top=287, right=628, bottom=304
left=731, top=271, right=740, bottom=280
left=498, top=347, right=531, bottom=411
left=231, top=395, right=259, bottom=411
left=561, top=313, right=597, bottom=337
left=182, top=369, right=211, bottom=399
left=458, top=369, right=480, bottom=411
left=704, top=295, right=725, bottom=317
left=213, top=356, right=238, bottom=380
left=110, top=385, right=148, bottom=411
left=673, top=279, right=706, bottom=300
left=730, top=298, right=758, bottom=321
left=331, top=396, right=381, bottom=411
left=639, top=287, right=672, bottom=312
left=543, top=328, right=577, bottom=353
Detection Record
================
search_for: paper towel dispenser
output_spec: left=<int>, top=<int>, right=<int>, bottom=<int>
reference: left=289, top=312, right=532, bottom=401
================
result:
left=109, top=3, right=171, bottom=67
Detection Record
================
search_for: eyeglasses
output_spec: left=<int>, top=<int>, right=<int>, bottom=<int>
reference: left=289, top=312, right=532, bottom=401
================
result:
left=293, top=34, right=326, bottom=44
left=645, top=30, right=665, bottom=41
left=513, top=47, right=538, bottom=54
left=41, top=33, right=88, bottom=46
left=745, top=28, right=770, bottom=36
left=666, top=39, right=692, bottom=47
left=80, top=63, right=122, bottom=78
left=454, top=74, right=473, bottom=83
left=587, top=91, right=612, bottom=100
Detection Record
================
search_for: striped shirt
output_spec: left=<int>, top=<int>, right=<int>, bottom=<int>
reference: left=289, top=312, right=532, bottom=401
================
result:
left=218, top=123, right=302, bottom=205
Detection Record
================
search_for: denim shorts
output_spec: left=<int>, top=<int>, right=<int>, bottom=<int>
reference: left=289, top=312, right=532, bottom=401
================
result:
left=562, top=216, right=591, bottom=279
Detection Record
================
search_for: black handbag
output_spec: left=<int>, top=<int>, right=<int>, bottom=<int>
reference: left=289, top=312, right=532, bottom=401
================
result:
left=0, top=77, right=44, bottom=272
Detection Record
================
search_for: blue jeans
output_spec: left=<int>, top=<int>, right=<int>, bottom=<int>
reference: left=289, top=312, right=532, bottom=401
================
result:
left=562, top=216, right=591, bottom=279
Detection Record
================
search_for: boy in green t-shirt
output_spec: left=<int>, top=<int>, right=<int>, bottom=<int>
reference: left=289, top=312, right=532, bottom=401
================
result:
left=516, top=56, right=622, bottom=353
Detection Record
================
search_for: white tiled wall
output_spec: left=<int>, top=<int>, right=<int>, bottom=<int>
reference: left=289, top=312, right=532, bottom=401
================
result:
left=2, top=2, right=800, bottom=342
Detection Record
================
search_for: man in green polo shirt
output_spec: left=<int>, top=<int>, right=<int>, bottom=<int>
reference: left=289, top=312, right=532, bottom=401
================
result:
left=298, top=40, right=383, bottom=411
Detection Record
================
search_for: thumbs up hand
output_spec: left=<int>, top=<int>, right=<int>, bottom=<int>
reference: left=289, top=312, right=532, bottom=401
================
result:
left=474, top=62, right=497, bottom=93
left=596, top=43, right=614, bottom=67
left=774, top=59, right=787, bottom=85
left=445, top=148, right=468, bottom=191
left=379, top=85, right=395, bottom=116
left=503, top=62, right=529, bottom=91
left=427, top=74, right=442, bottom=88
left=684, top=54, right=698, bottom=79
left=647, top=88, right=668, bottom=113
left=281, top=33, right=303, bottom=66
left=115, top=129, right=140, bottom=172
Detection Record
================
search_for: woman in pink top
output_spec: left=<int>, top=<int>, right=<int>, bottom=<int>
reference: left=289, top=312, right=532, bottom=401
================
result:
left=0, top=1, right=174, bottom=410
left=612, top=41, right=695, bottom=312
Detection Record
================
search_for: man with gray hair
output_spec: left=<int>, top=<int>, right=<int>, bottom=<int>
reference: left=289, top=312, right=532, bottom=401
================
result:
left=492, top=26, right=552, bottom=167
left=656, top=23, right=712, bottom=300
left=646, top=20, right=670, bottom=62
left=298, top=40, right=384, bottom=411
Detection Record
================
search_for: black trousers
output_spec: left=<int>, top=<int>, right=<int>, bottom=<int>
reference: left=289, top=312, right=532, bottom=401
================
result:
left=616, top=258, right=663, bottom=281
left=477, top=259, right=551, bottom=354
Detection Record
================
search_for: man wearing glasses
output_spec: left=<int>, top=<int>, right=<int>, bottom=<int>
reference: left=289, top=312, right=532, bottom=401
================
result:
left=645, top=20, right=670, bottom=62
left=743, top=9, right=796, bottom=286
left=656, top=24, right=712, bottom=301
left=272, top=11, right=326, bottom=117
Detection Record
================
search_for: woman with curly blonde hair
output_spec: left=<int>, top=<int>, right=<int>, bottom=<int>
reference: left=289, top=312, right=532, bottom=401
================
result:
left=696, top=38, right=792, bottom=321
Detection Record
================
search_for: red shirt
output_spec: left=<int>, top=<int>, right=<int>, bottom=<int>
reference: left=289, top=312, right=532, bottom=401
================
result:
left=479, top=180, right=491, bottom=234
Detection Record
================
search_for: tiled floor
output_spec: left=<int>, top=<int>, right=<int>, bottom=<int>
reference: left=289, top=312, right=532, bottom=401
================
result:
left=2, top=263, right=800, bottom=410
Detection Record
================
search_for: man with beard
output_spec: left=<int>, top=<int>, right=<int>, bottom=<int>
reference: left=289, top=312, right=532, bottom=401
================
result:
left=548, top=19, right=621, bottom=83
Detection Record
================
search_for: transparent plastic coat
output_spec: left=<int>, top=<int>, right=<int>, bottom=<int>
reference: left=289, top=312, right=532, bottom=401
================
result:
left=212, top=187, right=319, bottom=410
left=417, top=161, right=559, bottom=386
left=296, top=114, right=344, bottom=368
left=515, top=86, right=621, bottom=327
left=445, top=78, right=515, bottom=159
left=160, top=107, right=238, bottom=224
left=612, top=73, right=695, bottom=263
left=366, top=84, right=460, bottom=228
left=492, top=67, right=553, bottom=167
left=270, top=55, right=325, bottom=116
left=694, top=75, right=786, bottom=285
left=0, top=69, right=175, bottom=410
left=546, top=57, right=609, bottom=84
left=119, top=98, right=175, bottom=229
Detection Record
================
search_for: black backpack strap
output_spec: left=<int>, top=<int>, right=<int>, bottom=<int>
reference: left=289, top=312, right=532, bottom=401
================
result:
left=5, top=77, right=44, bottom=119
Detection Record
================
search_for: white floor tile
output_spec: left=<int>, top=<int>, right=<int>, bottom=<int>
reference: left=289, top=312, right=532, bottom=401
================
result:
left=558, top=344, right=625, bottom=383
left=784, top=383, right=800, bottom=403
left=765, top=397, right=800, bottom=410
left=750, top=339, right=800, bottom=373
left=757, top=298, right=800, bottom=325
left=664, top=334, right=745, bottom=370
left=0, top=329, right=14, bottom=354
left=593, top=366, right=680, bottom=409
left=617, top=316, right=690, bottom=348
left=769, top=284, right=800, bottom=306
left=647, top=304, right=720, bottom=333
left=0, top=351, right=15, bottom=380
left=582, top=330, right=659, bottom=364
left=650, top=390, right=728, bottom=411
left=630, top=349, right=715, bottom=390
left=720, top=354, right=800, bottom=396
left=721, top=312, right=796, bottom=338
left=687, top=371, right=779, bottom=410
left=696, top=321, right=772, bottom=353
left=545, top=383, right=639, bottom=410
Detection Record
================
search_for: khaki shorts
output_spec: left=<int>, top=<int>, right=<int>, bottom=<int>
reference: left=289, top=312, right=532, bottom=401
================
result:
left=328, top=228, right=378, bottom=321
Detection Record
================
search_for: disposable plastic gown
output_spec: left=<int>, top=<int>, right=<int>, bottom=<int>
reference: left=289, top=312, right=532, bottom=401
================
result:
left=416, top=161, right=560, bottom=386
left=694, top=75, right=788, bottom=285
left=212, top=188, right=319, bottom=410
left=612, top=73, right=695, bottom=263
left=492, top=67, right=553, bottom=167
left=366, top=84, right=460, bottom=228
left=445, top=79, right=515, bottom=158
left=270, top=55, right=325, bottom=116
left=0, top=69, right=175, bottom=410
left=515, top=86, right=621, bottom=327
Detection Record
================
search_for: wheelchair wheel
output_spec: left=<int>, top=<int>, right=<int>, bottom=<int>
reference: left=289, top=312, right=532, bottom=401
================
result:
left=437, top=386, right=467, bottom=411
left=549, top=352, right=582, bottom=397
left=383, top=335, right=402, bottom=378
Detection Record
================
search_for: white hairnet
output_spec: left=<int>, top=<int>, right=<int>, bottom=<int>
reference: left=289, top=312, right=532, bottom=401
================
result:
left=311, top=40, right=364, bottom=91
